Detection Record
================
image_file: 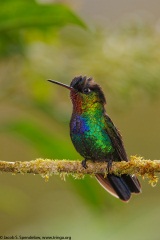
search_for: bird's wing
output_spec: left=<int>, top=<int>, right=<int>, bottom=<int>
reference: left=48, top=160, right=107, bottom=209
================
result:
left=98, top=114, right=141, bottom=199
left=104, top=114, right=128, bottom=162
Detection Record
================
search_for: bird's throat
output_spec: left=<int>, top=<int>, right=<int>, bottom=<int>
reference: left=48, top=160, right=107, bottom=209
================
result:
left=72, top=102, right=105, bottom=118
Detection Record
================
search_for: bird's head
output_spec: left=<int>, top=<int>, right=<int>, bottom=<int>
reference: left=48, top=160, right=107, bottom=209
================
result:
left=48, top=76, right=106, bottom=113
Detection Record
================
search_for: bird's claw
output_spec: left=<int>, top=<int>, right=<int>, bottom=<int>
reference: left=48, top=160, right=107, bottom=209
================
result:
left=82, top=159, right=88, bottom=169
left=107, top=159, right=112, bottom=174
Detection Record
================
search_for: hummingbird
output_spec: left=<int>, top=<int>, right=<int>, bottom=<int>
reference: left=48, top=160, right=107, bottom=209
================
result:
left=48, top=76, right=141, bottom=201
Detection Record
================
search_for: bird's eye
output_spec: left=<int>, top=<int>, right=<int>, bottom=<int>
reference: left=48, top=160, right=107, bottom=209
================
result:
left=83, top=88, right=91, bottom=94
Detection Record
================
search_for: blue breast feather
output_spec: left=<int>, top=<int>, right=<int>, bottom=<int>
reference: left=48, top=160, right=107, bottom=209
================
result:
left=71, top=115, right=90, bottom=134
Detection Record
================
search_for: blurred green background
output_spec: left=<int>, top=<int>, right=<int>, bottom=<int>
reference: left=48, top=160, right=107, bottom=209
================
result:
left=0, top=0, right=160, bottom=239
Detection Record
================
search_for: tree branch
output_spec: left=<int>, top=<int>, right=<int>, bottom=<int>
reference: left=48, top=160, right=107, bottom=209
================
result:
left=0, top=156, right=159, bottom=185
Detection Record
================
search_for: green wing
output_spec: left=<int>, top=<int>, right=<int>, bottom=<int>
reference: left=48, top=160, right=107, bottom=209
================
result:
left=105, top=114, right=128, bottom=162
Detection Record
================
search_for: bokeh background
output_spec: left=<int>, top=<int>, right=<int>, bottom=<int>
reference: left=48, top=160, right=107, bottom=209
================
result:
left=1, top=0, right=160, bottom=239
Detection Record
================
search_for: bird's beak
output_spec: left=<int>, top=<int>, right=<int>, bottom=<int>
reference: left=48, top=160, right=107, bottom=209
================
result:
left=48, top=79, right=73, bottom=90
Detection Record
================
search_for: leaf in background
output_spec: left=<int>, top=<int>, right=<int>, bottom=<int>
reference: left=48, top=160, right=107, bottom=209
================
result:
left=0, top=0, right=86, bottom=32
left=0, top=0, right=87, bottom=57
left=2, top=120, right=73, bottom=159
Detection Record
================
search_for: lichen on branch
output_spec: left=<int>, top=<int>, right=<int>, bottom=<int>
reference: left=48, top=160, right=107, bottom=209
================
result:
left=0, top=156, right=159, bottom=185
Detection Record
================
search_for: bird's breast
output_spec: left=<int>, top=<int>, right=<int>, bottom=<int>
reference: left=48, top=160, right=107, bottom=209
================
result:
left=70, top=115, right=89, bottom=134
left=70, top=113, right=114, bottom=160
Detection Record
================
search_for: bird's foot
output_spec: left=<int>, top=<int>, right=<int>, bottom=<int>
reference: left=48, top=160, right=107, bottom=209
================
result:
left=107, top=159, right=113, bottom=174
left=82, top=159, right=88, bottom=169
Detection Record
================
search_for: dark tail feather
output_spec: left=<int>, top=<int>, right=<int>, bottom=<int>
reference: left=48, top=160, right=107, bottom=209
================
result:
left=95, top=173, right=141, bottom=202
left=122, top=175, right=141, bottom=193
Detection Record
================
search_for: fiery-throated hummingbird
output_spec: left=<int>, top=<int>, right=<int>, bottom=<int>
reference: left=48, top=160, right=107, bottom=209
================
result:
left=48, top=76, right=141, bottom=201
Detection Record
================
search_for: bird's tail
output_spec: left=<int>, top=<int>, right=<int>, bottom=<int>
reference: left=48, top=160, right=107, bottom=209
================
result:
left=95, top=173, right=141, bottom=202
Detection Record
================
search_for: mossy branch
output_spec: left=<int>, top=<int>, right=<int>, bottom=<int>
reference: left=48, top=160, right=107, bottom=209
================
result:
left=0, top=156, right=159, bottom=185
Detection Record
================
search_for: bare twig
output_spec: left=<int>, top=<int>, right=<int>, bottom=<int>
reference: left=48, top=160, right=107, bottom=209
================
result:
left=0, top=156, right=159, bottom=185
